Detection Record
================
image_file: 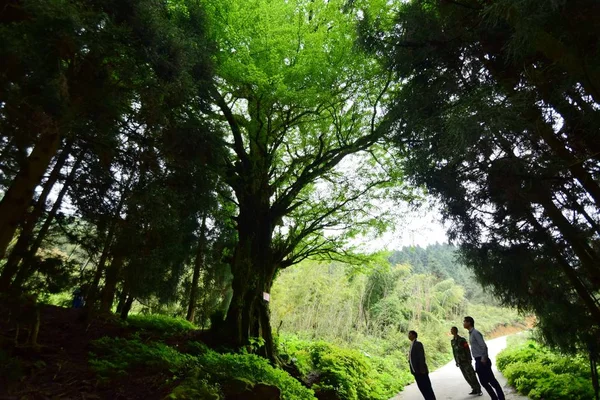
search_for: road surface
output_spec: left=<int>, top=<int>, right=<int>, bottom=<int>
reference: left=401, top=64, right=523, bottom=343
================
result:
left=391, top=335, right=529, bottom=400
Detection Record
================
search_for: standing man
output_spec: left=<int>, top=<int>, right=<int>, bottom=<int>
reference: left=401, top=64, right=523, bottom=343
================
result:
left=450, top=326, right=482, bottom=396
left=463, top=317, right=505, bottom=400
left=408, top=330, right=437, bottom=400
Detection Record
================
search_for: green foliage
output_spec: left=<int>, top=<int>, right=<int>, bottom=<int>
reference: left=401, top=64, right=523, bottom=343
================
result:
left=124, top=314, right=197, bottom=336
left=167, top=376, right=221, bottom=400
left=280, top=335, right=412, bottom=400
left=89, top=337, right=194, bottom=378
left=194, top=350, right=314, bottom=400
left=89, top=336, right=315, bottom=399
left=272, top=258, right=523, bottom=349
left=497, top=340, right=595, bottom=399
left=390, top=244, right=495, bottom=304
left=364, top=0, right=600, bottom=355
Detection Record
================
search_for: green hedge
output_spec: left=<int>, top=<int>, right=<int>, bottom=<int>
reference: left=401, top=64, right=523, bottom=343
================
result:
left=497, top=340, right=595, bottom=400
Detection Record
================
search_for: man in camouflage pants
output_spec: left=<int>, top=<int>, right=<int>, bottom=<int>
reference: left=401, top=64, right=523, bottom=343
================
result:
left=451, top=326, right=482, bottom=396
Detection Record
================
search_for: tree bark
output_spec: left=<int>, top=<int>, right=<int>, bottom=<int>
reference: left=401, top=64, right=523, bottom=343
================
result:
left=187, top=214, right=208, bottom=322
left=99, top=254, right=125, bottom=314
left=0, top=129, right=61, bottom=259
left=23, top=154, right=84, bottom=266
left=0, top=141, right=73, bottom=290
left=84, top=224, right=117, bottom=315
left=9, top=153, right=84, bottom=289
left=120, top=294, right=134, bottom=320
left=219, top=206, right=279, bottom=362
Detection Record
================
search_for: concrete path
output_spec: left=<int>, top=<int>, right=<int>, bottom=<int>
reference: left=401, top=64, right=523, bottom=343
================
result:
left=391, top=335, right=529, bottom=400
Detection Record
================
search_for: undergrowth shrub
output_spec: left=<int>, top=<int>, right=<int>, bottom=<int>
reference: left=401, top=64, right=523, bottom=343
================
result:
left=89, top=336, right=315, bottom=400
left=280, top=335, right=410, bottom=400
left=497, top=339, right=595, bottom=400
left=89, top=337, right=194, bottom=378
left=124, top=314, right=197, bottom=335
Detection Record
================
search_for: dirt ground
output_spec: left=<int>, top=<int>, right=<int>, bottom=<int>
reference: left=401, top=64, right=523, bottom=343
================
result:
left=487, top=316, right=535, bottom=339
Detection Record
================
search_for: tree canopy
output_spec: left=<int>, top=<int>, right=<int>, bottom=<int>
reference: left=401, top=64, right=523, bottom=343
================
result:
left=362, top=0, right=600, bottom=354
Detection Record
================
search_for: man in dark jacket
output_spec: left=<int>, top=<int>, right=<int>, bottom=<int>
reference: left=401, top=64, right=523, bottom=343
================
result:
left=408, top=330, right=437, bottom=400
left=451, top=326, right=482, bottom=396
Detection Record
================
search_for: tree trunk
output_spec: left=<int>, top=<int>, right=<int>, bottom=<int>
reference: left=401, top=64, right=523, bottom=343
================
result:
left=120, top=295, right=134, bottom=320
left=0, top=129, right=61, bottom=259
left=187, top=214, right=208, bottom=322
left=115, top=289, right=127, bottom=314
left=219, top=208, right=278, bottom=362
left=0, top=142, right=72, bottom=290
left=99, top=254, right=125, bottom=314
left=20, top=154, right=84, bottom=270
left=9, top=154, right=83, bottom=289
left=84, top=230, right=115, bottom=315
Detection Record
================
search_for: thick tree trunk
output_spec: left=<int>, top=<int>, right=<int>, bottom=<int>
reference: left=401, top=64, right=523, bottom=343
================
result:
left=187, top=215, right=207, bottom=322
left=219, top=207, right=278, bottom=362
left=0, top=129, right=61, bottom=259
left=0, top=142, right=72, bottom=290
left=99, top=254, right=125, bottom=314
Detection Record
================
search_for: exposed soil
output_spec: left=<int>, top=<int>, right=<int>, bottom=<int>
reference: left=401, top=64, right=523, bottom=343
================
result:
left=487, top=315, right=535, bottom=339
left=0, top=304, right=172, bottom=400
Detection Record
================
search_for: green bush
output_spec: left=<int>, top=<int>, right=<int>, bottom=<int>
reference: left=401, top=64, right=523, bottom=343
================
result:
left=167, top=376, right=221, bottom=400
left=194, top=350, right=315, bottom=400
left=124, top=314, right=197, bottom=335
left=89, top=336, right=315, bottom=400
left=497, top=340, right=596, bottom=400
left=279, top=335, right=410, bottom=400
left=89, top=337, right=194, bottom=378
left=528, top=374, right=594, bottom=400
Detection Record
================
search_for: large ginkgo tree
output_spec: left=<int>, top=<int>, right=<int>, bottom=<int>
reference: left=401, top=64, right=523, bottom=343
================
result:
left=203, top=0, right=408, bottom=359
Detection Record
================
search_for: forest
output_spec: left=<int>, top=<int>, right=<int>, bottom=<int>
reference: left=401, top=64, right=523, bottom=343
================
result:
left=1, top=0, right=599, bottom=399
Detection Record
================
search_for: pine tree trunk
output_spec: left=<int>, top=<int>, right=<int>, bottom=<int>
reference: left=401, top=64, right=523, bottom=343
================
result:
left=99, top=254, right=125, bottom=314
left=22, top=154, right=83, bottom=267
left=187, top=215, right=207, bottom=322
left=84, top=232, right=114, bottom=315
left=0, top=130, right=61, bottom=259
left=0, top=143, right=73, bottom=290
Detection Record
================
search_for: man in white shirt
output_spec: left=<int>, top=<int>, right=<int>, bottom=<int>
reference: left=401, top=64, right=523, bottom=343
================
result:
left=408, top=330, right=437, bottom=400
left=463, top=316, right=505, bottom=400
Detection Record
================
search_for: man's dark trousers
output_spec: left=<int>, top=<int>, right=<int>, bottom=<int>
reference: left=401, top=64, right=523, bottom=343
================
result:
left=474, top=357, right=505, bottom=400
left=414, top=373, right=436, bottom=400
